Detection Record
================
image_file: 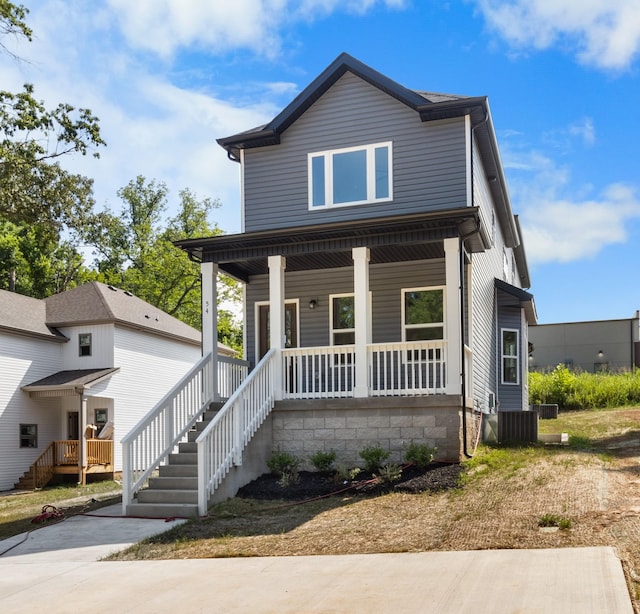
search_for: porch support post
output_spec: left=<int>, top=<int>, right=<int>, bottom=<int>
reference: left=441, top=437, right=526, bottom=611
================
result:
left=268, top=255, right=286, bottom=401
left=201, top=261, right=219, bottom=400
left=353, top=246, right=371, bottom=398
left=78, top=391, right=88, bottom=485
left=444, top=238, right=462, bottom=395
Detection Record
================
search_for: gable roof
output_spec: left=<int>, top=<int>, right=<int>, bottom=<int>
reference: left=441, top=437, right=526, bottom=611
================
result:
left=0, top=289, right=67, bottom=342
left=216, top=52, right=521, bottom=255
left=44, top=282, right=201, bottom=345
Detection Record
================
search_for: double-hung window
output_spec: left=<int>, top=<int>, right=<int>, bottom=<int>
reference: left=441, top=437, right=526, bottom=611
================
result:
left=402, top=287, right=445, bottom=342
left=330, top=294, right=355, bottom=345
left=79, top=333, right=92, bottom=357
left=309, top=142, right=392, bottom=209
left=501, top=329, right=519, bottom=385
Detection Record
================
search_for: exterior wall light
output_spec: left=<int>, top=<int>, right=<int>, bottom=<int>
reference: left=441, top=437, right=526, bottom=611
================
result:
left=308, top=299, right=318, bottom=310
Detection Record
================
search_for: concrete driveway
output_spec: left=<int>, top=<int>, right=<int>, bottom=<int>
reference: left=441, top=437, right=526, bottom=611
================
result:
left=0, top=504, right=634, bottom=613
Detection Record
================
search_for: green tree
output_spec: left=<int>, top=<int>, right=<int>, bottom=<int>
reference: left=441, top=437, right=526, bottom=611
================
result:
left=0, top=1, right=105, bottom=294
left=83, top=176, right=242, bottom=349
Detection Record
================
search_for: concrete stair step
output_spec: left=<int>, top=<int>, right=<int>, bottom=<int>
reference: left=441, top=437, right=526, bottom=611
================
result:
left=125, top=502, right=199, bottom=519
left=168, top=452, right=197, bottom=465
left=159, top=464, right=198, bottom=478
left=178, top=442, right=197, bottom=454
left=148, top=476, right=198, bottom=490
left=137, top=489, right=198, bottom=504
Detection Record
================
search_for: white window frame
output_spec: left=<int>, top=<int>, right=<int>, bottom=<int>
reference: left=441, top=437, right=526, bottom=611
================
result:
left=308, top=141, right=393, bottom=209
left=79, top=332, right=92, bottom=357
left=501, top=328, right=520, bottom=385
left=401, top=286, right=445, bottom=342
left=329, top=293, right=355, bottom=346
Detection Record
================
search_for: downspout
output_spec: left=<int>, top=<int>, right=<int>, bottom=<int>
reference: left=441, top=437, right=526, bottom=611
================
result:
left=459, top=238, right=470, bottom=457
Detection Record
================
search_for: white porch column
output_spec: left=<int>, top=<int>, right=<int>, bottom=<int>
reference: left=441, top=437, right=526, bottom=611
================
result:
left=268, top=255, right=286, bottom=400
left=201, top=261, right=219, bottom=398
left=444, top=238, right=462, bottom=395
left=78, top=391, right=87, bottom=485
left=353, top=246, right=371, bottom=398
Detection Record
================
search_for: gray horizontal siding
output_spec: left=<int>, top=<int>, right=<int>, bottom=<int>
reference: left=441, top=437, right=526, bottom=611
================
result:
left=497, top=303, right=524, bottom=411
left=245, top=259, right=445, bottom=364
left=243, top=72, right=468, bottom=232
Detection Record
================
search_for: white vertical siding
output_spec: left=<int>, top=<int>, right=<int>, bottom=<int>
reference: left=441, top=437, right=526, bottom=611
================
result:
left=0, top=333, right=63, bottom=491
left=95, top=326, right=200, bottom=470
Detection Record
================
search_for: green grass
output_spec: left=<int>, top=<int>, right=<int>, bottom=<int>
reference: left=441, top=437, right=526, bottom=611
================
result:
left=0, top=480, right=122, bottom=541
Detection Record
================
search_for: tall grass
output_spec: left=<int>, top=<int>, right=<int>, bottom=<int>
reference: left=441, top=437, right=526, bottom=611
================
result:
left=529, top=364, right=640, bottom=409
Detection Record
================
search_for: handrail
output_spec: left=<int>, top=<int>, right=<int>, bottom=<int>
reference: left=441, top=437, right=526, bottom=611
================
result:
left=122, top=353, right=215, bottom=512
left=30, top=442, right=55, bottom=489
left=197, top=349, right=276, bottom=515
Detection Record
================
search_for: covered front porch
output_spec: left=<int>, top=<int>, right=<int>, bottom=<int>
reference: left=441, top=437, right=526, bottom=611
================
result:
left=184, top=211, right=483, bottom=404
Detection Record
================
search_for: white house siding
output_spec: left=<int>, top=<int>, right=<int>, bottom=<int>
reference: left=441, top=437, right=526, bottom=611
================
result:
left=95, top=326, right=200, bottom=471
left=57, top=324, right=114, bottom=370
left=243, top=72, right=468, bottom=233
left=0, top=333, right=62, bottom=491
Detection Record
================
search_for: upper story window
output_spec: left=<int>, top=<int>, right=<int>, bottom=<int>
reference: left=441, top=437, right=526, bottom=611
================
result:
left=402, top=287, right=444, bottom=341
left=79, top=333, right=92, bottom=357
left=309, top=142, right=393, bottom=209
left=330, top=294, right=355, bottom=345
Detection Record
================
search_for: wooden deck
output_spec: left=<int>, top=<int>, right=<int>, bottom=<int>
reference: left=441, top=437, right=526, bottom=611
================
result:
left=15, top=439, right=114, bottom=489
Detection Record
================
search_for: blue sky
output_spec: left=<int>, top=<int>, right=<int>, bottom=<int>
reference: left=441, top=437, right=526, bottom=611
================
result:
left=2, top=0, right=639, bottom=324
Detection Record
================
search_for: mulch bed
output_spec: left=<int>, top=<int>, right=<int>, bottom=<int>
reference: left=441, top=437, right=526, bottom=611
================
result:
left=236, top=462, right=464, bottom=501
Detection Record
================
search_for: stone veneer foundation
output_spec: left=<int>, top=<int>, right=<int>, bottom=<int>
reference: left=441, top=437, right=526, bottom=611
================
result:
left=271, top=396, right=471, bottom=468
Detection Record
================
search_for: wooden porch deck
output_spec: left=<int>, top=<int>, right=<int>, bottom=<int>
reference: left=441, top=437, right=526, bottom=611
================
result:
left=15, top=439, right=114, bottom=490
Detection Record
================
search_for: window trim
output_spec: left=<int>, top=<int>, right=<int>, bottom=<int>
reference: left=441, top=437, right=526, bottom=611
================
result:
left=501, top=328, right=520, bottom=385
left=308, top=141, right=393, bottom=210
left=329, top=293, right=356, bottom=346
left=79, top=332, right=92, bottom=357
left=401, top=286, right=446, bottom=342
left=20, top=423, right=38, bottom=448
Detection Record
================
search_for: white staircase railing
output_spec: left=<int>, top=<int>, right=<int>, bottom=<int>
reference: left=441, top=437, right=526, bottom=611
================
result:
left=121, top=353, right=249, bottom=513
left=197, top=349, right=276, bottom=515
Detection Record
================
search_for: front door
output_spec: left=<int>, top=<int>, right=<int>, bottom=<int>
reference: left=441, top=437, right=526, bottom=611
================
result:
left=258, top=302, right=298, bottom=360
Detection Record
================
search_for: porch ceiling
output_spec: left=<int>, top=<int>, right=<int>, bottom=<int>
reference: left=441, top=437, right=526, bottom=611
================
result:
left=176, top=208, right=481, bottom=282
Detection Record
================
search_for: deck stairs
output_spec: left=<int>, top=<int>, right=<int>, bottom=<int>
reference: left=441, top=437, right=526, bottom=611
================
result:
left=126, top=403, right=223, bottom=519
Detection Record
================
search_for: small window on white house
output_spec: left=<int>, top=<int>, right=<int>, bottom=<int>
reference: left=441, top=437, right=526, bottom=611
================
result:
left=20, top=424, right=37, bottom=448
left=501, top=329, right=519, bottom=385
left=330, top=294, right=355, bottom=345
left=309, top=142, right=392, bottom=209
left=79, top=333, right=92, bottom=357
left=402, top=287, right=444, bottom=341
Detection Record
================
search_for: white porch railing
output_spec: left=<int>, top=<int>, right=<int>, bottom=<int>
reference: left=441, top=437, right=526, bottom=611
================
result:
left=282, top=346, right=355, bottom=399
left=369, top=341, right=447, bottom=396
left=281, top=340, right=448, bottom=399
left=122, top=353, right=249, bottom=513
left=197, top=349, right=276, bottom=515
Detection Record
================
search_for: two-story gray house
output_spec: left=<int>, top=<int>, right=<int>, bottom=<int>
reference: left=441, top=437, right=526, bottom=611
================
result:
left=123, top=53, right=536, bottom=518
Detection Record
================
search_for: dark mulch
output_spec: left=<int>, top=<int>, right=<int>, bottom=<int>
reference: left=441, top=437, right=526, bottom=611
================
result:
left=236, top=462, right=464, bottom=501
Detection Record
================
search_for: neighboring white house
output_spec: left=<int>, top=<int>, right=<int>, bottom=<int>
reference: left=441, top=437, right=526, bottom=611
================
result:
left=0, top=281, right=232, bottom=491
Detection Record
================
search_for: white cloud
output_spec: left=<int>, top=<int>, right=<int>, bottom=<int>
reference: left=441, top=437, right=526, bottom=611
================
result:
left=106, top=0, right=407, bottom=58
left=474, top=0, right=640, bottom=70
left=505, top=150, right=640, bottom=264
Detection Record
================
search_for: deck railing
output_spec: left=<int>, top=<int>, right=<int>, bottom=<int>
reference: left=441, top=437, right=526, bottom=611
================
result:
left=55, top=439, right=113, bottom=465
left=122, top=353, right=249, bottom=512
left=369, top=341, right=447, bottom=396
left=282, top=346, right=355, bottom=399
left=197, top=349, right=276, bottom=515
left=281, top=341, right=447, bottom=399
left=30, top=442, right=56, bottom=489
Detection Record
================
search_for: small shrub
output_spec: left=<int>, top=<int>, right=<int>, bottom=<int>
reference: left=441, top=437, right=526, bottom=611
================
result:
left=309, top=450, right=336, bottom=473
left=374, top=463, right=402, bottom=484
left=538, top=513, right=572, bottom=530
left=334, top=465, right=361, bottom=483
left=404, top=442, right=437, bottom=470
left=359, top=444, right=390, bottom=473
left=267, top=449, right=300, bottom=487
